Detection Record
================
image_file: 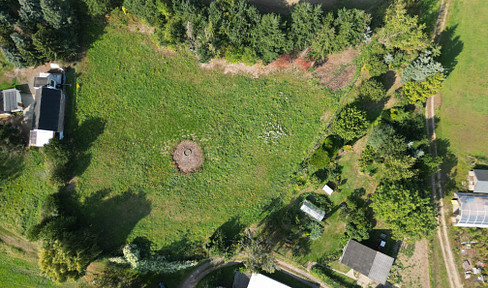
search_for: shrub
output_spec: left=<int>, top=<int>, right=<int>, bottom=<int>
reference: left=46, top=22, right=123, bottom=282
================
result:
left=358, top=42, right=388, bottom=77
left=358, top=145, right=377, bottom=174
left=401, top=50, right=444, bottom=83
left=307, top=222, right=324, bottom=240
left=333, top=106, right=369, bottom=142
left=224, top=46, right=258, bottom=65
left=402, top=73, right=445, bottom=104
left=310, top=135, right=342, bottom=169
left=310, top=148, right=330, bottom=170
left=356, top=78, right=386, bottom=102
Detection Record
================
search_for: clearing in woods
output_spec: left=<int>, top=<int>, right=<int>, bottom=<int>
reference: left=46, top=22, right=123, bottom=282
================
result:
left=59, top=26, right=339, bottom=257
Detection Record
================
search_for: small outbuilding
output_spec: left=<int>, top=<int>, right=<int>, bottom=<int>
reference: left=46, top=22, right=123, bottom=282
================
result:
left=469, top=170, right=488, bottom=193
left=300, top=200, right=325, bottom=222
left=340, top=239, right=394, bottom=285
left=0, top=88, right=23, bottom=118
left=247, top=273, right=290, bottom=288
left=322, top=184, right=334, bottom=195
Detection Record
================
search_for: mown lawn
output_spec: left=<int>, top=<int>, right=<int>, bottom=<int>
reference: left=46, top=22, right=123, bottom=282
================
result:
left=72, top=26, right=337, bottom=256
left=437, top=0, right=488, bottom=162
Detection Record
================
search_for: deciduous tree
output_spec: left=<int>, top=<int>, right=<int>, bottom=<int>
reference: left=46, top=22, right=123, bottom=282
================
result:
left=377, top=0, right=427, bottom=53
left=371, top=182, right=437, bottom=241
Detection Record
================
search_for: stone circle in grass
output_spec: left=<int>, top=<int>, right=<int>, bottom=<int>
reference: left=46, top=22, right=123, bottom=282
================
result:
left=173, top=141, right=204, bottom=173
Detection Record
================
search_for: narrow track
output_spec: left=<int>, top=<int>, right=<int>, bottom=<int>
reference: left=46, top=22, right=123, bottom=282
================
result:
left=425, top=0, right=463, bottom=287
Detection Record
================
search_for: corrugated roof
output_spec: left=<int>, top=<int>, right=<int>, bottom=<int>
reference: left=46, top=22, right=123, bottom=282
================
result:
left=340, top=239, right=394, bottom=284
left=454, top=193, right=488, bottom=227
left=1, top=89, right=22, bottom=112
left=474, top=170, right=488, bottom=193
left=300, top=200, right=325, bottom=221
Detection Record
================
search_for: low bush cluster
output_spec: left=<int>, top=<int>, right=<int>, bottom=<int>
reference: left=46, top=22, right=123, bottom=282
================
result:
left=310, top=135, right=343, bottom=170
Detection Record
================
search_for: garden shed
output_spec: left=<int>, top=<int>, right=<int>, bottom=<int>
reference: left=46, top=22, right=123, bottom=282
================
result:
left=300, top=200, right=325, bottom=221
left=322, top=184, right=333, bottom=195
left=0, top=89, right=23, bottom=118
left=340, top=239, right=394, bottom=284
left=247, top=273, right=290, bottom=288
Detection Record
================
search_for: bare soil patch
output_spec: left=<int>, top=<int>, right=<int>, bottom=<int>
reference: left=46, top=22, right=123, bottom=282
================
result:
left=313, top=48, right=360, bottom=91
left=173, top=141, right=204, bottom=173
left=397, top=239, right=430, bottom=288
left=201, top=48, right=359, bottom=91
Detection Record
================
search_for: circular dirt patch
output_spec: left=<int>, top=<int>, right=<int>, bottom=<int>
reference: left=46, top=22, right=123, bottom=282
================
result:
left=173, top=141, right=204, bottom=173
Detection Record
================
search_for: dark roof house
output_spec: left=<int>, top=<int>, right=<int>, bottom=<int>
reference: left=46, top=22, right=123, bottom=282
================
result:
left=469, top=170, right=488, bottom=193
left=340, top=239, right=394, bottom=284
left=29, top=86, right=65, bottom=147
left=452, top=192, right=488, bottom=228
left=0, top=89, right=23, bottom=118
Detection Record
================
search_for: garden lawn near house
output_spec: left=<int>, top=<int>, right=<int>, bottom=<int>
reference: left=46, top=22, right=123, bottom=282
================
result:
left=72, top=26, right=337, bottom=257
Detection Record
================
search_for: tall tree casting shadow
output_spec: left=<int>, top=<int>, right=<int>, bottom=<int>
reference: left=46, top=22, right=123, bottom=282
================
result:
left=439, top=25, right=464, bottom=73
left=82, top=189, right=152, bottom=253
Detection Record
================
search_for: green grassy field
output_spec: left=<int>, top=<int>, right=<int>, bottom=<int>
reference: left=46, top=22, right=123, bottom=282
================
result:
left=70, top=26, right=337, bottom=256
left=437, top=0, right=488, bottom=163
left=0, top=149, right=57, bottom=234
left=0, top=241, right=58, bottom=287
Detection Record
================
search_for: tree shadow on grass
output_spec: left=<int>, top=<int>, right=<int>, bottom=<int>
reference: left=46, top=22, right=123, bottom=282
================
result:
left=436, top=138, right=459, bottom=195
left=70, top=116, right=106, bottom=176
left=439, top=25, right=464, bottom=73
left=81, top=189, right=152, bottom=253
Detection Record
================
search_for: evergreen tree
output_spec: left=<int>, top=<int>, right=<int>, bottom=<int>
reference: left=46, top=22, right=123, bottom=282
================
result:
left=18, top=0, right=43, bottom=29
left=251, top=13, right=286, bottom=63
left=310, top=13, right=336, bottom=60
left=289, top=2, right=322, bottom=50
left=40, top=0, right=74, bottom=30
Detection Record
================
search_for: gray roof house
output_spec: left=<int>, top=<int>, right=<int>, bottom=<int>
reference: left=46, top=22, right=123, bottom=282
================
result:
left=29, top=85, right=65, bottom=147
left=0, top=89, right=23, bottom=118
left=469, top=170, right=488, bottom=193
left=452, top=193, right=488, bottom=228
left=340, top=239, right=394, bottom=284
left=300, top=200, right=325, bottom=221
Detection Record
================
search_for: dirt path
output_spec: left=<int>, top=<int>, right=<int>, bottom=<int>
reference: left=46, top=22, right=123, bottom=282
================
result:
left=426, top=94, right=463, bottom=288
left=179, top=258, right=331, bottom=288
left=424, top=0, right=462, bottom=287
left=276, top=260, right=329, bottom=288
left=179, top=258, right=239, bottom=288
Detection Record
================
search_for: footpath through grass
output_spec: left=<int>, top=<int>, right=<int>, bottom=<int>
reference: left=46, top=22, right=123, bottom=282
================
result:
left=73, top=26, right=337, bottom=256
left=437, top=0, right=488, bottom=162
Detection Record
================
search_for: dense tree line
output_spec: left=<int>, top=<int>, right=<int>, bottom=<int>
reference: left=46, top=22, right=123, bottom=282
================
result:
left=123, top=0, right=371, bottom=63
left=0, top=0, right=79, bottom=67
